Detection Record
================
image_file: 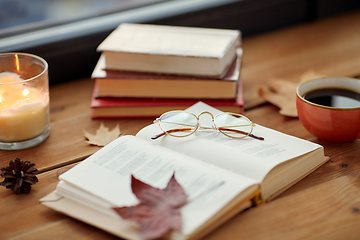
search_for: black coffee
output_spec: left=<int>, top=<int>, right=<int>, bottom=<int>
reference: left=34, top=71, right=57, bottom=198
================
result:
left=303, top=88, right=360, bottom=108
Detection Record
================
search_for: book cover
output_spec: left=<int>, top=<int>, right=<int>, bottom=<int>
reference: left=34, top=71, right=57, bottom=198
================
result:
left=97, top=23, right=241, bottom=78
left=93, top=49, right=242, bottom=81
left=92, top=49, right=242, bottom=99
left=90, top=80, right=244, bottom=118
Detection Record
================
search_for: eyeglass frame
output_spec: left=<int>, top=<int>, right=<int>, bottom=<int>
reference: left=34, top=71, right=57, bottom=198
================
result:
left=151, top=110, right=264, bottom=140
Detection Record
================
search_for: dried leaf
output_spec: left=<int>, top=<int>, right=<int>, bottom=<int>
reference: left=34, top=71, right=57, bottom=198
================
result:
left=299, top=69, right=326, bottom=83
left=258, top=79, right=299, bottom=117
left=84, top=123, right=121, bottom=146
left=258, top=70, right=326, bottom=117
left=114, top=174, right=187, bottom=239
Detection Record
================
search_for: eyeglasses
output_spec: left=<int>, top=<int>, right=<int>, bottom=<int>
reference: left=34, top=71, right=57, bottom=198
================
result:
left=151, top=110, right=264, bottom=140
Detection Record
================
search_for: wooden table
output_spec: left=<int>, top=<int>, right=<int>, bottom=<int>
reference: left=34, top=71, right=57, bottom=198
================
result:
left=1, top=10, right=360, bottom=240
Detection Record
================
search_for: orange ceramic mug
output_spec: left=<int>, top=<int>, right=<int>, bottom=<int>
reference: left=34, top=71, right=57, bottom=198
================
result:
left=296, top=77, right=360, bottom=143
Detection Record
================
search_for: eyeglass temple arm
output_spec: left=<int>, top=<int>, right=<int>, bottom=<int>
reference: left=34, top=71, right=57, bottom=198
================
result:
left=151, top=128, right=193, bottom=140
left=151, top=127, right=264, bottom=140
left=218, top=127, right=264, bottom=140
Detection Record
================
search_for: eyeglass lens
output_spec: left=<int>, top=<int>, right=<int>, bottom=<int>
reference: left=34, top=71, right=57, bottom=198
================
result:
left=215, top=113, right=253, bottom=138
left=159, top=111, right=198, bottom=137
left=159, top=111, right=254, bottom=138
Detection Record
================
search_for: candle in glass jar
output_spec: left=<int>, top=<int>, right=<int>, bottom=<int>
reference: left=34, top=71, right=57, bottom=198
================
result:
left=0, top=72, right=49, bottom=142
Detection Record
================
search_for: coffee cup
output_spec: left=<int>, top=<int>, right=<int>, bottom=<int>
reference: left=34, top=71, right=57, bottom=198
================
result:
left=296, top=77, right=360, bottom=143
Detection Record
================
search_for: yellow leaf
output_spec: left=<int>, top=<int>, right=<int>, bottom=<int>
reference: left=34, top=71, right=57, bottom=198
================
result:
left=84, top=123, right=121, bottom=146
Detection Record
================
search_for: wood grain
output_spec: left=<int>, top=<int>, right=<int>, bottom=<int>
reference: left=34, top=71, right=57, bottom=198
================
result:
left=242, top=10, right=360, bottom=109
left=1, top=131, right=359, bottom=239
left=1, top=103, right=359, bottom=240
left=1, top=10, right=360, bottom=240
left=49, top=78, right=94, bottom=122
left=0, top=164, right=75, bottom=239
left=206, top=173, right=360, bottom=240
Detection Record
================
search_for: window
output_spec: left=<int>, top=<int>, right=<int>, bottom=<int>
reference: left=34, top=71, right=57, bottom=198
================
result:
left=0, top=0, right=165, bottom=35
left=0, top=0, right=358, bottom=84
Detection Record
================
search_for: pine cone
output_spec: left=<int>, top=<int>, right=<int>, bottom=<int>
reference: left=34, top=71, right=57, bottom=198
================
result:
left=1, top=158, right=38, bottom=194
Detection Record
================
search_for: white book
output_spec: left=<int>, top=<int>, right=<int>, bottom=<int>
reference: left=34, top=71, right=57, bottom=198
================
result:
left=97, top=23, right=241, bottom=78
left=41, top=102, right=328, bottom=240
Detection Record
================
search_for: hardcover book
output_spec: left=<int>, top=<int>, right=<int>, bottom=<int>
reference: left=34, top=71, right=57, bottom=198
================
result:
left=90, top=80, right=244, bottom=118
left=92, top=48, right=242, bottom=99
left=97, top=23, right=241, bottom=78
left=41, top=102, right=328, bottom=240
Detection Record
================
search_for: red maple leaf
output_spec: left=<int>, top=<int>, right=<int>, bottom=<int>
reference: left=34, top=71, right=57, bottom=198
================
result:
left=113, top=173, right=187, bottom=239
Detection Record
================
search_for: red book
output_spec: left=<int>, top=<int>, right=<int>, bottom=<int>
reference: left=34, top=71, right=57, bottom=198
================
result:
left=91, top=80, right=244, bottom=119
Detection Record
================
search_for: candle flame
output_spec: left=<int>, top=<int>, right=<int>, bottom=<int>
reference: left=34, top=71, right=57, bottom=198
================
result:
left=0, top=95, right=2, bottom=103
left=15, top=54, right=20, bottom=73
left=22, top=89, right=29, bottom=96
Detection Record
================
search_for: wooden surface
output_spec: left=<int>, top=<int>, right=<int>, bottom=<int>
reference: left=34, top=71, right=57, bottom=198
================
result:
left=242, top=10, right=360, bottom=109
left=1, top=10, right=360, bottom=240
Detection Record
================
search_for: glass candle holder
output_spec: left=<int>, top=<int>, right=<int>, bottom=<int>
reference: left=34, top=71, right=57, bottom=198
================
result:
left=0, top=53, right=50, bottom=150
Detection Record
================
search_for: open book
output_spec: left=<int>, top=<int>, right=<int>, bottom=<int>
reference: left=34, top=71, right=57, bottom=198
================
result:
left=40, top=102, right=328, bottom=240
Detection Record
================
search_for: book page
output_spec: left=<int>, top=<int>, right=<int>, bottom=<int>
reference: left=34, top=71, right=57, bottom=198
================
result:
left=58, top=135, right=257, bottom=236
left=136, top=102, right=322, bottom=183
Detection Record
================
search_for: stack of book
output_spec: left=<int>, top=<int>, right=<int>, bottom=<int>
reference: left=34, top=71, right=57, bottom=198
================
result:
left=91, top=23, right=244, bottom=118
